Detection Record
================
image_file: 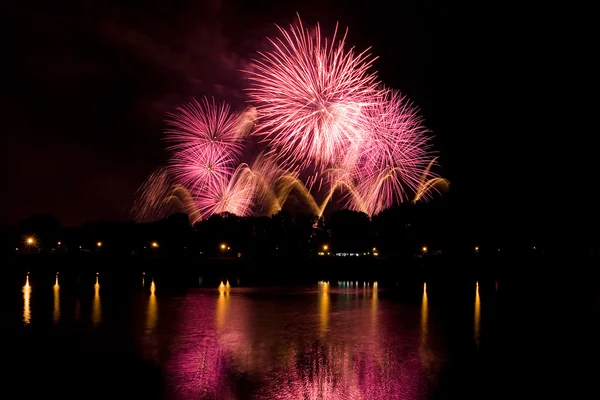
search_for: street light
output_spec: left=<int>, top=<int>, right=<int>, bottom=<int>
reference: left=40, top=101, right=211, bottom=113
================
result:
left=422, top=246, right=428, bottom=253
left=323, top=244, right=329, bottom=251
left=24, top=236, right=37, bottom=252
left=151, top=242, right=159, bottom=248
left=97, top=241, right=102, bottom=248
left=220, top=243, right=227, bottom=251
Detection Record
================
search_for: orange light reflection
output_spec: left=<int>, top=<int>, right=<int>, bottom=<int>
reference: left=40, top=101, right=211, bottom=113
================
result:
left=146, top=279, right=158, bottom=331
left=216, top=290, right=230, bottom=331
left=371, top=281, right=378, bottom=330
left=53, top=275, right=60, bottom=324
left=23, top=276, right=31, bottom=325
left=92, top=276, right=102, bottom=325
left=319, top=282, right=329, bottom=336
left=421, top=282, right=428, bottom=339
left=474, top=281, right=480, bottom=346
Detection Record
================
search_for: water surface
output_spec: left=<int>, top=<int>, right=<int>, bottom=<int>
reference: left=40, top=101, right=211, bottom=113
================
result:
left=4, top=272, right=596, bottom=399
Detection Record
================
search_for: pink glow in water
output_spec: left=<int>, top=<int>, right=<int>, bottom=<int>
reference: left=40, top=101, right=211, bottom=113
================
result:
left=153, top=287, right=433, bottom=399
left=165, top=295, right=233, bottom=399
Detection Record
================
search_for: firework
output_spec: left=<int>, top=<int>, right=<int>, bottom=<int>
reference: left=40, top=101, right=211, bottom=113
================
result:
left=165, top=97, right=243, bottom=157
left=132, top=16, right=446, bottom=223
left=166, top=97, right=244, bottom=191
left=412, top=157, right=450, bottom=203
left=168, top=185, right=202, bottom=224
left=232, top=106, right=258, bottom=140
left=196, top=164, right=258, bottom=218
left=350, top=90, right=436, bottom=215
left=247, top=156, right=286, bottom=216
left=131, top=167, right=175, bottom=222
left=246, top=15, right=382, bottom=171
left=131, top=167, right=203, bottom=223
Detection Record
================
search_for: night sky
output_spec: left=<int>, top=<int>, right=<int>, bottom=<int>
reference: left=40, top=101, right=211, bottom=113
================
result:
left=1, top=1, right=585, bottom=237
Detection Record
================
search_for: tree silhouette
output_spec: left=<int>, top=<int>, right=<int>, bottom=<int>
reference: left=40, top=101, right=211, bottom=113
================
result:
left=327, top=210, right=371, bottom=253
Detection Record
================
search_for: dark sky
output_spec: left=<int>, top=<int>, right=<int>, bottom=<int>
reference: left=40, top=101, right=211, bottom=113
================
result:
left=1, top=0, right=585, bottom=235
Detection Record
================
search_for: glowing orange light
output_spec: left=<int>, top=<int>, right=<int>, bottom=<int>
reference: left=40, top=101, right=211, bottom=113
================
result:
left=97, top=241, right=102, bottom=247
left=422, top=246, right=427, bottom=252
left=92, top=275, right=101, bottom=325
left=23, top=276, right=31, bottom=325
left=323, top=244, right=329, bottom=251
left=146, top=279, right=157, bottom=330
left=319, top=280, right=329, bottom=336
left=474, top=281, right=480, bottom=345
left=53, top=274, right=60, bottom=324
left=220, top=243, right=227, bottom=250
left=151, top=242, right=159, bottom=248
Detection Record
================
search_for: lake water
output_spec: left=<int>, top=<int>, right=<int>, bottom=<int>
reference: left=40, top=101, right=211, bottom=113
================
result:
left=3, top=271, right=599, bottom=399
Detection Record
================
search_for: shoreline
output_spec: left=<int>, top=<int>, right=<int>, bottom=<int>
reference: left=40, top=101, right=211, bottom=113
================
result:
left=5, top=252, right=597, bottom=288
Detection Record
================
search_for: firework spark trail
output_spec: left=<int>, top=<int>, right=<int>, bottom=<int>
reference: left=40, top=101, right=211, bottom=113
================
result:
left=131, top=168, right=204, bottom=223
left=132, top=167, right=174, bottom=222
left=412, top=177, right=449, bottom=203
left=275, top=174, right=321, bottom=216
left=198, top=157, right=287, bottom=218
left=233, top=106, right=258, bottom=140
left=411, top=156, right=449, bottom=203
left=247, top=156, right=285, bottom=216
left=246, top=14, right=382, bottom=172
left=196, top=164, right=258, bottom=218
left=168, top=185, right=202, bottom=223
left=319, top=178, right=367, bottom=217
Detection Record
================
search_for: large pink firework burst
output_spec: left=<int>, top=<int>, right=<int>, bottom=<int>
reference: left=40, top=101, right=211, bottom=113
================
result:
left=245, top=15, right=382, bottom=172
left=166, top=97, right=243, bottom=192
left=349, top=89, right=436, bottom=215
